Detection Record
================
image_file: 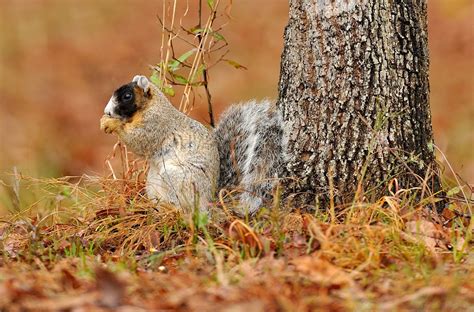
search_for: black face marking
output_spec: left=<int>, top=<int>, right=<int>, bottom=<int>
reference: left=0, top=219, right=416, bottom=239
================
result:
left=113, top=82, right=137, bottom=119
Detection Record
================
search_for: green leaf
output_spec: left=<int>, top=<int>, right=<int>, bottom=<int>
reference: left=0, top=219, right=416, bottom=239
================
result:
left=150, top=71, right=161, bottom=86
left=167, top=60, right=179, bottom=72
left=178, top=49, right=196, bottom=63
left=190, top=27, right=204, bottom=35
left=193, top=211, right=208, bottom=229
left=446, top=186, right=461, bottom=197
left=211, top=31, right=226, bottom=42
left=168, top=49, right=196, bottom=72
left=223, top=59, right=247, bottom=70
left=60, top=186, right=72, bottom=197
left=207, top=0, right=214, bottom=9
left=173, top=74, right=189, bottom=85
left=162, top=86, right=175, bottom=97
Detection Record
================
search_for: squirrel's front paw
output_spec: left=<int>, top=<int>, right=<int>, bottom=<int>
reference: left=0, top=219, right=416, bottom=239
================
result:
left=100, top=115, right=123, bottom=134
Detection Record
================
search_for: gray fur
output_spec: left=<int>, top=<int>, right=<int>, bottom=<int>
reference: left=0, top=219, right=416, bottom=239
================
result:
left=215, top=100, right=286, bottom=214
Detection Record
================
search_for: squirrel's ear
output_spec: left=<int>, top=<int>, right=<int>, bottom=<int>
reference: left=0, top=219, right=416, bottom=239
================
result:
left=133, top=75, right=150, bottom=92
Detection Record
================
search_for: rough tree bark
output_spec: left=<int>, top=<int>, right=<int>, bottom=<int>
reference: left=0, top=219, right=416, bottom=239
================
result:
left=277, top=0, right=443, bottom=211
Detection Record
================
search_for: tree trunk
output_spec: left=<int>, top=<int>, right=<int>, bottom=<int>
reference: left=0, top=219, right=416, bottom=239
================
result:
left=277, top=0, right=443, bottom=211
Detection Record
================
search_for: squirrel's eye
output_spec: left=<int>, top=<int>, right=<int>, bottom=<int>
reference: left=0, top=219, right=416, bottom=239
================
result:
left=123, top=93, right=132, bottom=101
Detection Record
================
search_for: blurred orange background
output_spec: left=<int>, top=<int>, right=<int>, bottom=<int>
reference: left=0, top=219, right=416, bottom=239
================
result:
left=0, top=0, right=472, bottom=182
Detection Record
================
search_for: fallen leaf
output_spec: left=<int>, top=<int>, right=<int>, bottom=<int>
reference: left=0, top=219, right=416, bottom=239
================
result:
left=61, top=268, right=81, bottom=290
left=404, top=220, right=448, bottom=250
left=221, top=300, right=265, bottom=312
left=95, top=267, right=126, bottom=308
left=291, top=256, right=354, bottom=288
left=21, top=293, right=98, bottom=311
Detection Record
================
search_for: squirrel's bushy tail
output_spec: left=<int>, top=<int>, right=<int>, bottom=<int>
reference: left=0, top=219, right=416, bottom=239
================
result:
left=214, top=100, right=285, bottom=214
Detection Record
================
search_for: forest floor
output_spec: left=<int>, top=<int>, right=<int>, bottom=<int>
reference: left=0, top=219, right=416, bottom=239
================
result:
left=0, top=155, right=472, bottom=311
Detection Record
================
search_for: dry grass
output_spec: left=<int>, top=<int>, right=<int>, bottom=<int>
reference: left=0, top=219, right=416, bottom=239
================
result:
left=0, top=146, right=472, bottom=311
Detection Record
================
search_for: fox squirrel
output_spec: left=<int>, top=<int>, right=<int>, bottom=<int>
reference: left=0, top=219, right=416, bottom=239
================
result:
left=100, top=75, right=285, bottom=214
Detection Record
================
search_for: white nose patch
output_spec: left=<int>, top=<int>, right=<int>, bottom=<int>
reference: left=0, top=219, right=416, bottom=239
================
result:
left=104, top=96, right=118, bottom=117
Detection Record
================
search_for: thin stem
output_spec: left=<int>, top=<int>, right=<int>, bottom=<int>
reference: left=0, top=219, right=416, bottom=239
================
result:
left=203, top=67, right=215, bottom=127
left=198, top=0, right=215, bottom=127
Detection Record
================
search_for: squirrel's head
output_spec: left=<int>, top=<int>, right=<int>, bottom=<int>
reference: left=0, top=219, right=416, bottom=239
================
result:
left=104, top=75, right=154, bottom=120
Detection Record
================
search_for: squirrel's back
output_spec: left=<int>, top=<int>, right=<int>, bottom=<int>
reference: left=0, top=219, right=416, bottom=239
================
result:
left=215, top=100, right=286, bottom=214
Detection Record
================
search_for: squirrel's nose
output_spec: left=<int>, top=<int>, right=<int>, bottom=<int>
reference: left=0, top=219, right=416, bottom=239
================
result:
left=104, top=97, right=115, bottom=116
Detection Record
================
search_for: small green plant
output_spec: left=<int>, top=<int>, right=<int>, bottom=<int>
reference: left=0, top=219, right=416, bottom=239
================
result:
left=151, top=0, right=245, bottom=126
